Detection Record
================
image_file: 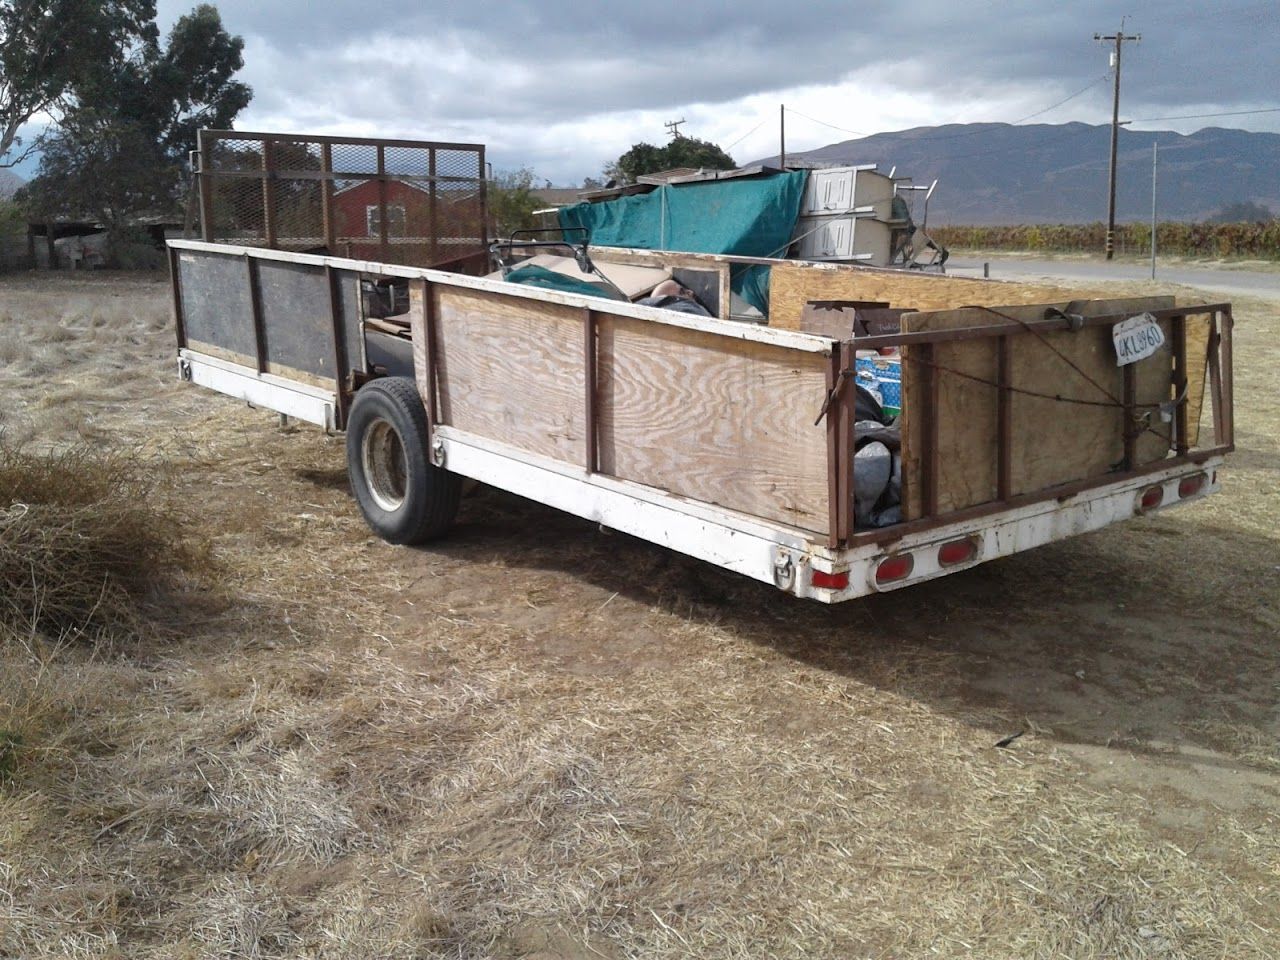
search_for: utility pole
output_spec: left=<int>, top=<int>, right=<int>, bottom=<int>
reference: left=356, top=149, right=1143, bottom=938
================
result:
left=664, top=118, right=685, bottom=139
left=779, top=104, right=786, bottom=169
left=1095, top=26, right=1141, bottom=260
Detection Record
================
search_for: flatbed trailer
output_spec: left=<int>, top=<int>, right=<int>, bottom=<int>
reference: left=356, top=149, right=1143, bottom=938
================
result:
left=169, top=130, right=1233, bottom=602
left=165, top=238, right=1232, bottom=602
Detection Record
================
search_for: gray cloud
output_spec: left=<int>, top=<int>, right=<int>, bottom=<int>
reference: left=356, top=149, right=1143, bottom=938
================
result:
left=155, top=0, right=1280, bottom=182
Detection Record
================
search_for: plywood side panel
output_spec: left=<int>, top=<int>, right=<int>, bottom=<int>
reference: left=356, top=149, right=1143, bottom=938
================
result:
left=768, top=260, right=1088, bottom=329
left=434, top=287, right=587, bottom=465
left=597, top=315, right=830, bottom=532
left=901, top=297, right=1178, bottom=519
left=1183, top=309, right=1212, bottom=447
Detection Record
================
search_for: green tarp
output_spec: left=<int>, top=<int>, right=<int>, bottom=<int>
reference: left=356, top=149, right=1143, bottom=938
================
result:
left=557, top=170, right=808, bottom=313
left=503, top=263, right=627, bottom=300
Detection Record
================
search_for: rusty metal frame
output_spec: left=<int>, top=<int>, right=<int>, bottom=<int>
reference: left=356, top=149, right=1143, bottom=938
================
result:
left=854, top=303, right=1232, bottom=350
left=320, top=142, right=336, bottom=251
left=421, top=278, right=441, bottom=434
left=583, top=307, right=598, bottom=474
left=194, top=128, right=488, bottom=269
left=821, top=342, right=859, bottom=548
left=168, top=245, right=187, bottom=349
left=204, top=129, right=482, bottom=151
left=325, top=265, right=350, bottom=429
left=245, top=257, right=267, bottom=374
left=996, top=335, right=1012, bottom=500
left=828, top=302, right=1235, bottom=549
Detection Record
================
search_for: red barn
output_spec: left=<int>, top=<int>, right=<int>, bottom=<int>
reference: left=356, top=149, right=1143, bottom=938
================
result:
left=328, top=179, right=485, bottom=267
left=331, top=179, right=433, bottom=240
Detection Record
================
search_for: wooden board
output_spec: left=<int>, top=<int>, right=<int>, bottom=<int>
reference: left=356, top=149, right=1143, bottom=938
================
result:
left=591, top=249, right=733, bottom=320
left=1184, top=309, right=1212, bottom=447
left=768, top=260, right=1088, bottom=329
left=596, top=315, right=831, bottom=533
left=433, top=287, right=588, bottom=466
left=899, top=297, right=1180, bottom=519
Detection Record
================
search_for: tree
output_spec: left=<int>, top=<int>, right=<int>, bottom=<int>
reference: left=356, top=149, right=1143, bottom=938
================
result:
left=19, top=4, right=250, bottom=232
left=0, top=0, right=157, bottom=167
left=604, top=136, right=735, bottom=185
left=488, top=167, right=541, bottom=238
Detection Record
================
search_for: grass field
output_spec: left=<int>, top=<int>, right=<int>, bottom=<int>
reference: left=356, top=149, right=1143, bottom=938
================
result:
left=1, top=270, right=1277, bottom=958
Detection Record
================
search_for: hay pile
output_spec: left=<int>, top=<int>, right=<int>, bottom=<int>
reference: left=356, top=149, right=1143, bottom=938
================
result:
left=0, top=444, right=195, bottom=640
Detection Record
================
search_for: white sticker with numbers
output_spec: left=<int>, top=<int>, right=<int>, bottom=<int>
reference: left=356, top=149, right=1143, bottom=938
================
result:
left=1112, top=312, right=1165, bottom=366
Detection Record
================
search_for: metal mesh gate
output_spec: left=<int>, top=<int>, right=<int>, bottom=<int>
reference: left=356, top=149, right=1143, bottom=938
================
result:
left=194, top=130, right=488, bottom=271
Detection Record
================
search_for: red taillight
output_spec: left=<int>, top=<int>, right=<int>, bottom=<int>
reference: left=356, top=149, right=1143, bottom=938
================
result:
left=811, top=569, right=850, bottom=590
left=1139, top=485, right=1164, bottom=511
left=937, top=538, right=977, bottom=566
left=875, top=554, right=914, bottom=584
left=1178, top=474, right=1206, bottom=498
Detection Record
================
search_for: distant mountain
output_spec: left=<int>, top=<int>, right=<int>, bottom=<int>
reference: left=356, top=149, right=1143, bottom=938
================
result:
left=753, top=123, right=1280, bottom=224
left=0, top=168, right=23, bottom=199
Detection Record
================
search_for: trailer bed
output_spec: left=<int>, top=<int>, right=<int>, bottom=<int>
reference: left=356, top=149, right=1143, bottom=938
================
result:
left=167, top=235, right=1233, bottom=601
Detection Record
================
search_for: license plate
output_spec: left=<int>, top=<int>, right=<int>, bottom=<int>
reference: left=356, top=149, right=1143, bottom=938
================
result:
left=1112, top=312, right=1166, bottom=366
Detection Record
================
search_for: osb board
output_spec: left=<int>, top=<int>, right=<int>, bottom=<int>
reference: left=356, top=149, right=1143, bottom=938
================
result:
left=434, top=287, right=587, bottom=465
left=768, top=261, right=1084, bottom=329
left=899, top=297, right=1184, bottom=519
left=596, top=315, right=830, bottom=533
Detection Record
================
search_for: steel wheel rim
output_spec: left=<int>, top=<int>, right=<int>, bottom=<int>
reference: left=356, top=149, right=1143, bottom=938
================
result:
left=361, top=417, right=408, bottom=512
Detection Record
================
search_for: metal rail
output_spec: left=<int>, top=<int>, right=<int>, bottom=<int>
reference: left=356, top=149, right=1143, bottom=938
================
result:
left=193, top=129, right=489, bottom=273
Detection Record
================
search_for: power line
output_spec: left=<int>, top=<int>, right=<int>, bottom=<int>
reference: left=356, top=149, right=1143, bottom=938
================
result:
left=1128, top=106, right=1280, bottom=123
left=723, top=118, right=767, bottom=151
left=1005, top=74, right=1110, bottom=126
left=781, top=73, right=1108, bottom=147
left=782, top=107, right=868, bottom=139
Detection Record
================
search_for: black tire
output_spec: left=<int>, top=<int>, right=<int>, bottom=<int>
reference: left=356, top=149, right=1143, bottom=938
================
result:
left=345, top=377, right=460, bottom=545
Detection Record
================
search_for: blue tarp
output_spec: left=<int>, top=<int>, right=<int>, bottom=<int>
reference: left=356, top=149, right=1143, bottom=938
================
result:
left=557, top=170, right=807, bottom=313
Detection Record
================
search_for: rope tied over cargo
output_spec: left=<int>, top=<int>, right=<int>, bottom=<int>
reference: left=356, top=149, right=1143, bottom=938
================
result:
left=906, top=304, right=1186, bottom=444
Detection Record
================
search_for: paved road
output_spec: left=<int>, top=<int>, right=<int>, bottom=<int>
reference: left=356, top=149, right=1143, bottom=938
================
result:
left=947, top=256, right=1279, bottom=301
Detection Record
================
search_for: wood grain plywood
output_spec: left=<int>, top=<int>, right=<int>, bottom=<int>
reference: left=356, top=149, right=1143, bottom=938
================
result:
left=434, top=287, right=587, bottom=465
left=1183, top=309, right=1212, bottom=447
left=597, top=315, right=831, bottom=532
left=768, top=260, right=1085, bottom=329
left=900, top=297, right=1177, bottom=519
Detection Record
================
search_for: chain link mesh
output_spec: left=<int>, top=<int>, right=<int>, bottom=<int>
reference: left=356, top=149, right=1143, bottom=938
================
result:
left=195, top=132, right=487, bottom=270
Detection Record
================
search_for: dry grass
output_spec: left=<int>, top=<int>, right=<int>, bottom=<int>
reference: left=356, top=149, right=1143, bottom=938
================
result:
left=0, top=270, right=1277, bottom=958
left=0, top=444, right=202, bottom=641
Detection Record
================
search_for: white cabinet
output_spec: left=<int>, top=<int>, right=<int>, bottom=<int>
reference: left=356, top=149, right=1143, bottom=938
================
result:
left=801, top=166, right=895, bottom=217
left=793, top=215, right=891, bottom=263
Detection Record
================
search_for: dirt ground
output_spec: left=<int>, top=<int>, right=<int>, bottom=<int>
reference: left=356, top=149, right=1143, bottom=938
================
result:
left=0, top=269, right=1277, bottom=958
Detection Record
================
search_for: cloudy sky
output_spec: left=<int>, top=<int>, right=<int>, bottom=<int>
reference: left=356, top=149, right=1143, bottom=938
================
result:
left=148, top=0, right=1278, bottom=185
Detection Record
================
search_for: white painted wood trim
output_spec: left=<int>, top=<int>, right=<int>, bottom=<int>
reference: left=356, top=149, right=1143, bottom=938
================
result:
left=179, top=350, right=336, bottom=429
left=434, top=426, right=818, bottom=550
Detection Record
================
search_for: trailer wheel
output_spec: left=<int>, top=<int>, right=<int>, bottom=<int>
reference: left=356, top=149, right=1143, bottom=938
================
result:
left=346, top=377, right=460, bottom=545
